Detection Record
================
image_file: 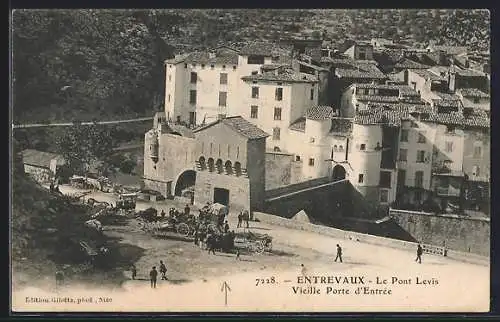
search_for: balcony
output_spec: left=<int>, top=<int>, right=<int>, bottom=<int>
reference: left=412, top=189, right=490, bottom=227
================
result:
left=436, top=186, right=461, bottom=197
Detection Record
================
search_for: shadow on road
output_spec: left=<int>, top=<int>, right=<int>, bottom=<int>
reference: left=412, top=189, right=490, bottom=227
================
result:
left=267, top=249, right=297, bottom=257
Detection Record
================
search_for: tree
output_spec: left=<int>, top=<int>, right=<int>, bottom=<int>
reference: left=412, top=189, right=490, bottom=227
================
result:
left=55, top=124, right=116, bottom=176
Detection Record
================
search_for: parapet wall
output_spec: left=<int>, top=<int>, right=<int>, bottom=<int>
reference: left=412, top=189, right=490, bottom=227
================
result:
left=265, top=176, right=332, bottom=200
left=389, top=208, right=490, bottom=257
left=254, top=212, right=489, bottom=266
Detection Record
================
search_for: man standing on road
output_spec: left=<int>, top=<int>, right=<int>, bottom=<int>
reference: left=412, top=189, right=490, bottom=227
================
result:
left=237, top=212, right=243, bottom=228
left=149, top=266, right=158, bottom=288
left=160, top=210, right=166, bottom=218
left=159, top=260, right=168, bottom=280
left=335, top=244, right=343, bottom=263
left=184, top=204, right=190, bottom=216
left=130, top=264, right=137, bottom=280
left=416, top=244, right=423, bottom=264
left=224, top=221, right=230, bottom=233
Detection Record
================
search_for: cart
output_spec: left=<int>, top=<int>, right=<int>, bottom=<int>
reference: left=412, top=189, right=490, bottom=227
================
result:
left=235, top=231, right=273, bottom=254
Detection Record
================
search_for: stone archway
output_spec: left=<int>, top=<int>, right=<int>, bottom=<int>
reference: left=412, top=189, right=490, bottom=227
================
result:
left=332, top=164, right=346, bottom=181
left=174, top=170, right=196, bottom=197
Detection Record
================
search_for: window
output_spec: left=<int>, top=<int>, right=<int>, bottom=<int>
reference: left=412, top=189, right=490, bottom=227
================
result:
left=310, top=88, right=314, bottom=100
left=247, top=55, right=265, bottom=64
left=333, top=145, right=338, bottom=152
left=189, top=90, right=197, bottom=105
left=360, top=143, right=366, bottom=151
left=472, top=165, right=480, bottom=176
left=310, top=137, right=315, bottom=143
left=220, top=73, right=228, bottom=85
left=252, top=86, right=259, bottom=99
left=339, top=145, right=344, bottom=152
left=416, top=150, right=425, bottom=163
left=274, top=107, right=282, bottom=120
left=380, top=190, right=389, bottom=203
left=309, top=158, right=315, bottom=166
left=222, top=65, right=226, bottom=69
left=399, top=148, right=408, bottom=161
left=379, top=171, right=392, bottom=188
left=168, top=75, right=171, bottom=82
left=400, top=129, right=409, bottom=142
left=184, top=63, right=188, bottom=68
left=190, top=72, right=197, bottom=84
left=233, top=66, right=237, bottom=70
left=250, top=106, right=258, bottom=119
left=473, top=145, right=482, bottom=158
left=272, top=127, right=281, bottom=141
left=251, top=71, right=258, bottom=75
left=219, top=91, right=227, bottom=107
left=201, top=64, right=205, bottom=68
left=167, top=94, right=171, bottom=102
left=397, top=169, right=406, bottom=187
left=358, top=174, right=364, bottom=183
left=295, top=155, right=301, bottom=161
left=445, top=141, right=453, bottom=153
left=415, top=171, right=424, bottom=188
left=210, top=64, right=215, bottom=69
left=275, top=87, right=283, bottom=101
left=417, top=132, right=426, bottom=143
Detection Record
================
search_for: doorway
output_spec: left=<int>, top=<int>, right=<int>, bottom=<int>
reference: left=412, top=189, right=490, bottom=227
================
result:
left=213, top=187, right=230, bottom=206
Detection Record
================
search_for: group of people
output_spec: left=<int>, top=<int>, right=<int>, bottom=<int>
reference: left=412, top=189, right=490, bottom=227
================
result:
left=129, top=260, right=169, bottom=288
left=237, top=210, right=250, bottom=228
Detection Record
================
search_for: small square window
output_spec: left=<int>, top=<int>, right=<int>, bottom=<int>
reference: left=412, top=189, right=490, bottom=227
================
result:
left=358, top=174, right=364, bottom=183
left=380, top=190, right=389, bottom=203
left=309, top=158, right=315, bottom=166
left=360, top=143, right=366, bottom=151
left=211, top=64, right=215, bottom=69
left=295, top=155, right=301, bottom=161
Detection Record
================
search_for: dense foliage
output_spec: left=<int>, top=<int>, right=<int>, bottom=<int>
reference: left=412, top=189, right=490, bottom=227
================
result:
left=12, top=9, right=490, bottom=124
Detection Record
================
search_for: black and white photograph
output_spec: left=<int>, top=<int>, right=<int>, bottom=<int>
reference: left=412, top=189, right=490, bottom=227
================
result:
left=10, top=9, right=491, bottom=313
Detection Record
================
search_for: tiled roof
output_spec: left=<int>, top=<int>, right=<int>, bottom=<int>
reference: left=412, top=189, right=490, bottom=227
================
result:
left=458, top=88, right=490, bottom=99
left=330, top=118, right=353, bottom=136
left=354, top=106, right=407, bottom=126
left=298, top=60, right=329, bottom=72
left=239, top=42, right=285, bottom=56
left=306, top=106, right=335, bottom=121
left=394, top=58, right=430, bottom=70
left=433, top=99, right=462, bottom=108
left=167, top=124, right=195, bottom=138
left=165, top=51, right=239, bottom=65
left=21, top=149, right=64, bottom=169
left=356, top=95, right=400, bottom=103
left=289, top=117, right=306, bottom=132
left=430, top=45, right=468, bottom=56
left=453, top=67, right=486, bottom=77
left=335, top=62, right=387, bottom=79
left=194, top=116, right=269, bottom=140
left=241, top=68, right=318, bottom=83
left=411, top=69, right=446, bottom=81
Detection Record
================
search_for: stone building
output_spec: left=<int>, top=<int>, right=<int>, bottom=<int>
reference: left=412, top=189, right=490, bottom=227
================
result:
left=143, top=114, right=269, bottom=212
left=21, top=149, right=65, bottom=184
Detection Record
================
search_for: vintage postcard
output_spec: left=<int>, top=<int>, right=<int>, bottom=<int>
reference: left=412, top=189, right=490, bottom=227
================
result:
left=10, top=9, right=491, bottom=313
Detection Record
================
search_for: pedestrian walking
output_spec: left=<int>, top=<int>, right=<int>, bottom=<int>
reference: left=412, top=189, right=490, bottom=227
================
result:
left=335, top=244, right=343, bottom=263
left=194, top=229, right=199, bottom=246
left=160, top=210, right=166, bottom=218
left=130, top=264, right=137, bottom=280
left=55, top=269, right=64, bottom=288
left=243, top=210, right=249, bottom=228
left=236, top=249, right=240, bottom=260
left=149, top=266, right=158, bottom=288
left=224, top=221, right=230, bottom=233
left=416, top=244, right=423, bottom=264
left=159, top=260, right=167, bottom=280
left=237, top=212, right=242, bottom=228
left=207, top=235, right=216, bottom=255
left=300, top=264, right=307, bottom=276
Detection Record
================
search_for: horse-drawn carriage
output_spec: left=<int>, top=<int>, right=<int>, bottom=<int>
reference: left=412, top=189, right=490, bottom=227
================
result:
left=234, top=231, right=273, bottom=254
left=136, top=207, right=195, bottom=237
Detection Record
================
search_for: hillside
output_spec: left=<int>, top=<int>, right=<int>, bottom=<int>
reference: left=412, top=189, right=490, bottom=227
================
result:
left=11, top=150, right=135, bottom=290
left=12, top=9, right=490, bottom=124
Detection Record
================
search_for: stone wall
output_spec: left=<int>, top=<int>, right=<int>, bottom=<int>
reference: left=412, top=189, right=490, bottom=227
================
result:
left=143, top=178, right=172, bottom=198
left=195, top=170, right=250, bottom=213
left=247, top=139, right=266, bottom=211
left=265, top=152, right=294, bottom=190
left=265, top=176, right=332, bottom=199
left=254, top=212, right=488, bottom=265
left=24, top=164, right=54, bottom=184
left=389, top=208, right=490, bottom=256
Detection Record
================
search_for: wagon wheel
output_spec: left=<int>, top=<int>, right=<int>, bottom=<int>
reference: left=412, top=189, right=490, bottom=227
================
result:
left=255, top=241, right=265, bottom=254
left=177, top=223, right=190, bottom=237
left=207, top=223, right=219, bottom=234
left=265, top=241, right=273, bottom=252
